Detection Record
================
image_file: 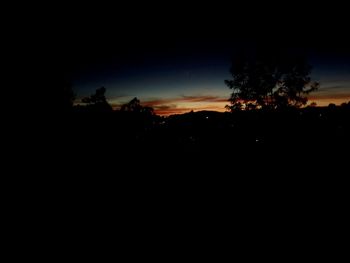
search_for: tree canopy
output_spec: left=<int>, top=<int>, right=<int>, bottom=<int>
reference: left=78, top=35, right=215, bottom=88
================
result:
left=82, top=87, right=113, bottom=112
left=225, top=49, right=319, bottom=111
left=121, top=97, right=154, bottom=115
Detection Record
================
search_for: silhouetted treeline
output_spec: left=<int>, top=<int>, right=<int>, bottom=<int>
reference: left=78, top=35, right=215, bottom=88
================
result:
left=62, top=77, right=349, bottom=169
left=64, top=102, right=350, bottom=156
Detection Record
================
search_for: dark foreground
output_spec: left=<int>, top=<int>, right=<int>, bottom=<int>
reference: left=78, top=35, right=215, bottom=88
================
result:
left=64, top=106, right=349, bottom=152
left=15, top=106, right=349, bottom=248
left=60, top=105, right=349, bottom=174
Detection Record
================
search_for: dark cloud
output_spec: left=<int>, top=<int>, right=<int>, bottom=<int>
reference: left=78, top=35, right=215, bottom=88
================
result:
left=142, top=95, right=227, bottom=106
left=318, top=86, right=348, bottom=92
left=115, top=95, right=229, bottom=115
left=152, top=105, right=176, bottom=111
left=181, top=95, right=228, bottom=103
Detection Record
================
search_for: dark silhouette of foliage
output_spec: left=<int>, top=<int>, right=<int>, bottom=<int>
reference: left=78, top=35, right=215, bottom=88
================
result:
left=328, top=103, right=337, bottom=109
left=120, top=97, right=142, bottom=112
left=121, top=97, right=154, bottom=115
left=309, top=102, right=317, bottom=107
left=275, top=55, right=319, bottom=108
left=340, top=102, right=350, bottom=109
left=225, top=49, right=319, bottom=111
left=82, top=87, right=107, bottom=104
left=82, top=87, right=113, bottom=112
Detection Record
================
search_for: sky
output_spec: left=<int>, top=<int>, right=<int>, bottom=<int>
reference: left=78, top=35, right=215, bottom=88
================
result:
left=71, top=47, right=233, bottom=115
left=49, top=1, right=350, bottom=115
left=59, top=9, right=350, bottom=116
left=70, top=45, right=350, bottom=115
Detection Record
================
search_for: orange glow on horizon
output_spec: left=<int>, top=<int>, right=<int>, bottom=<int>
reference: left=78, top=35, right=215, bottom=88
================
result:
left=108, top=94, right=350, bottom=116
left=154, top=105, right=227, bottom=116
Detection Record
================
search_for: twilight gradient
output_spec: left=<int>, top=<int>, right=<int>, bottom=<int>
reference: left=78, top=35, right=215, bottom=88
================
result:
left=72, top=50, right=350, bottom=115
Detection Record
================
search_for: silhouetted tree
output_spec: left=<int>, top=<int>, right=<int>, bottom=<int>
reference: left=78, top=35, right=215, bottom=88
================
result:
left=274, top=55, right=319, bottom=108
left=82, top=87, right=113, bottom=112
left=141, top=106, right=155, bottom=115
left=82, top=87, right=107, bottom=104
left=225, top=49, right=319, bottom=111
left=225, top=51, right=281, bottom=111
left=309, top=102, right=317, bottom=107
left=328, top=103, right=336, bottom=110
left=120, top=97, right=142, bottom=112
left=340, top=102, right=349, bottom=109
left=120, top=97, right=154, bottom=115
left=225, top=102, right=242, bottom=112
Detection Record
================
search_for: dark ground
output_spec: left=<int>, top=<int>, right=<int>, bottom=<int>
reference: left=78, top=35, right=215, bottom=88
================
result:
left=44, top=105, right=349, bottom=235
left=61, top=105, right=349, bottom=172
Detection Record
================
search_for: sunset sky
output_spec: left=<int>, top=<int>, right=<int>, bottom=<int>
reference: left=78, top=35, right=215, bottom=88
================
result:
left=70, top=45, right=350, bottom=115
left=52, top=1, right=350, bottom=115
